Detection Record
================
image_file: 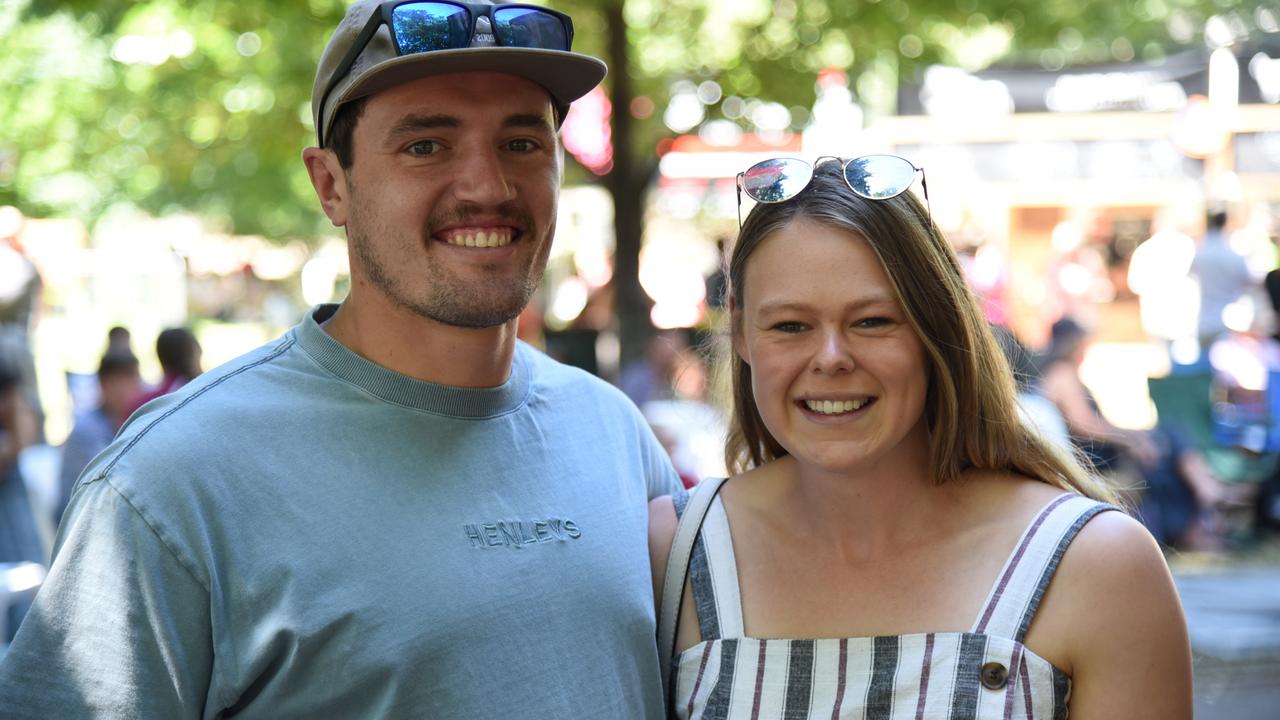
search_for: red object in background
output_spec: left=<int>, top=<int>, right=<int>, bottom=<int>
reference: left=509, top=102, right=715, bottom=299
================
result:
left=562, top=86, right=613, bottom=175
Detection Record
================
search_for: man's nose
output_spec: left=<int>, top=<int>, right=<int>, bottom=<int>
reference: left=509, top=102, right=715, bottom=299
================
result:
left=450, top=148, right=517, bottom=205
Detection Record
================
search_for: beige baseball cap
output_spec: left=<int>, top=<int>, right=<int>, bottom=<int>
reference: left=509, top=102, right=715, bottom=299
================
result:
left=312, top=0, right=608, bottom=147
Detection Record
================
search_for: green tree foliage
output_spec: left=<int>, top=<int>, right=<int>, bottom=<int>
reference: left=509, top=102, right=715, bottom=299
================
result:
left=5, top=0, right=1265, bottom=237
left=0, top=0, right=1273, bottom=358
left=2, top=0, right=343, bottom=237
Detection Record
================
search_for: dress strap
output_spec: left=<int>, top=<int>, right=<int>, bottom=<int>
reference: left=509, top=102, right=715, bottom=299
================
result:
left=969, top=493, right=1118, bottom=642
left=672, top=490, right=745, bottom=641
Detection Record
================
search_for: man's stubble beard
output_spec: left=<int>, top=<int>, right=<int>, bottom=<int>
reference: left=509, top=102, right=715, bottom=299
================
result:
left=346, top=190, right=550, bottom=329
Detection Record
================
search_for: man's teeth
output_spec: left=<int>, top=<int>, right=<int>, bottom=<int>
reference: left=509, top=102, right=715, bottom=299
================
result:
left=804, top=399, right=869, bottom=414
left=446, top=230, right=512, bottom=248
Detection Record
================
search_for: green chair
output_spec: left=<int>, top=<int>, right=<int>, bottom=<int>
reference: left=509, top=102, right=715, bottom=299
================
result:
left=1146, top=372, right=1279, bottom=485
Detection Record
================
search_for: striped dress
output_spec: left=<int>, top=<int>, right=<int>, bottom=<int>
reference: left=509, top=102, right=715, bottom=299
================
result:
left=670, top=491, right=1115, bottom=719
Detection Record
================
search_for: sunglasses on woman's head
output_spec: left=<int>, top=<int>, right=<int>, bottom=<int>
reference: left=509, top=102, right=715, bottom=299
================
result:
left=735, top=155, right=929, bottom=227
left=318, top=1, right=575, bottom=142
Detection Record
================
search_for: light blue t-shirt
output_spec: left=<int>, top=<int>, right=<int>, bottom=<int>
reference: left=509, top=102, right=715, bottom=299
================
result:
left=0, top=305, right=681, bottom=718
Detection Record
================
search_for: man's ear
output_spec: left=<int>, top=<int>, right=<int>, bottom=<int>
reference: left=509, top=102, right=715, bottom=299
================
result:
left=302, top=147, right=350, bottom=227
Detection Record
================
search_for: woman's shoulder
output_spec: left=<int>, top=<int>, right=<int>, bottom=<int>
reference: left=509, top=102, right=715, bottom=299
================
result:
left=1031, top=499, right=1191, bottom=715
left=1049, top=504, right=1171, bottom=609
left=1024, top=486, right=1182, bottom=661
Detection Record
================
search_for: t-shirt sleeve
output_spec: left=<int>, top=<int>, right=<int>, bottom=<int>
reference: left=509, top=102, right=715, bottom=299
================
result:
left=55, top=423, right=103, bottom=525
left=636, top=413, right=683, bottom=500
left=0, top=477, right=214, bottom=718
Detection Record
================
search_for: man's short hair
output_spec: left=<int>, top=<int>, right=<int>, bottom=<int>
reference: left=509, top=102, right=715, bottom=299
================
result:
left=156, top=327, right=201, bottom=377
left=98, top=351, right=140, bottom=381
left=328, top=97, right=368, bottom=170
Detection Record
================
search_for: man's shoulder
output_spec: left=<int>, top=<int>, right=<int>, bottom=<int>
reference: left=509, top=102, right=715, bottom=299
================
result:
left=91, top=331, right=306, bottom=481
left=519, top=341, right=630, bottom=402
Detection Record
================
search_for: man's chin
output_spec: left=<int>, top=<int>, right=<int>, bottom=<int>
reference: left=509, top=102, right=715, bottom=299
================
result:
left=408, top=299, right=528, bottom=330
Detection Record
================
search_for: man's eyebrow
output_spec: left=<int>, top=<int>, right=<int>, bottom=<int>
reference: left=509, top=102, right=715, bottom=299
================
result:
left=382, top=112, right=555, bottom=141
left=503, top=113, right=556, bottom=135
left=386, top=114, right=459, bottom=139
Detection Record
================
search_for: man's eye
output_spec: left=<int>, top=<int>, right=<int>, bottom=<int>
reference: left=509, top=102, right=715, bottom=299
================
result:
left=506, top=138, right=538, bottom=152
left=407, top=140, right=439, bottom=156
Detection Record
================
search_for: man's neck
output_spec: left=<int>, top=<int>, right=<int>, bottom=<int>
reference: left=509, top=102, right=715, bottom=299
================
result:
left=321, top=295, right=519, bottom=389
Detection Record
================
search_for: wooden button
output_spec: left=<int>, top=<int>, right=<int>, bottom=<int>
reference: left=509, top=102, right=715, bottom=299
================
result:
left=980, top=661, right=1009, bottom=690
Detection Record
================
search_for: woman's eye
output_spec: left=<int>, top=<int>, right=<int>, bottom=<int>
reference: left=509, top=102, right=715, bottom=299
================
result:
left=407, top=140, right=439, bottom=156
left=771, top=321, right=806, bottom=333
left=856, top=317, right=891, bottom=329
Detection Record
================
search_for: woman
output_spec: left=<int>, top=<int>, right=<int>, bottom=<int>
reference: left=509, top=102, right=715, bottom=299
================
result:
left=649, top=159, right=1191, bottom=718
left=1038, top=317, right=1158, bottom=474
left=0, top=362, right=43, bottom=642
left=1040, top=316, right=1232, bottom=550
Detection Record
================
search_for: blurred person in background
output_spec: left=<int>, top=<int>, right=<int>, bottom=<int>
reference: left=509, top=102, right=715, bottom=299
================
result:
left=1127, top=213, right=1198, bottom=356
left=641, top=345, right=727, bottom=489
left=1040, top=317, right=1234, bottom=550
left=1040, top=317, right=1159, bottom=473
left=991, top=324, right=1070, bottom=450
left=703, top=235, right=729, bottom=313
left=1191, top=207, right=1251, bottom=351
left=0, top=360, right=43, bottom=642
left=1247, top=268, right=1280, bottom=534
left=618, top=328, right=687, bottom=407
left=126, top=326, right=202, bottom=416
left=55, top=350, right=142, bottom=527
left=106, top=325, right=133, bottom=355
left=0, top=1, right=680, bottom=716
left=0, top=206, right=43, bottom=439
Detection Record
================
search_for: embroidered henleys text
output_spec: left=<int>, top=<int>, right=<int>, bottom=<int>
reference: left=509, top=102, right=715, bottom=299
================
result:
left=464, top=519, right=582, bottom=549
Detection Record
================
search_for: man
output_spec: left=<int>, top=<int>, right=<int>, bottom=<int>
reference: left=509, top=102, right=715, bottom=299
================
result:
left=0, top=2, right=681, bottom=716
left=1191, top=206, right=1251, bottom=349
left=54, top=349, right=143, bottom=526
left=125, top=326, right=203, bottom=417
left=0, top=205, right=43, bottom=436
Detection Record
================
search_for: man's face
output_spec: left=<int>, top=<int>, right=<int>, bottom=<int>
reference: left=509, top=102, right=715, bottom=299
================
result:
left=100, top=370, right=142, bottom=419
left=334, top=72, right=561, bottom=328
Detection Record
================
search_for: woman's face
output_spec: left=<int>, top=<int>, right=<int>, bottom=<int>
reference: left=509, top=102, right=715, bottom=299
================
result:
left=734, top=219, right=930, bottom=474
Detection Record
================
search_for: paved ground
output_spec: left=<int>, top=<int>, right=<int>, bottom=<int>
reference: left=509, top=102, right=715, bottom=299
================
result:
left=1172, top=555, right=1280, bottom=720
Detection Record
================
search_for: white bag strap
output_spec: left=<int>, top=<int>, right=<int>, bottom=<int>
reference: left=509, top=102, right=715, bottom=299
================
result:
left=658, top=476, right=729, bottom=704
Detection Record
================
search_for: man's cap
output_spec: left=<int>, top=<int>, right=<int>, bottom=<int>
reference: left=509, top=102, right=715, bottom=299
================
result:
left=312, top=0, right=608, bottom=147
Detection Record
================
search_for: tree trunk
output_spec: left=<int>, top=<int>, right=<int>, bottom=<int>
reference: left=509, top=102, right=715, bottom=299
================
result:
left=602, top=0, right=652, bottom=370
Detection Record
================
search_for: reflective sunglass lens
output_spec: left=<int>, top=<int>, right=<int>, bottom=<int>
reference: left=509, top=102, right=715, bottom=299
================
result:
left=392, top=2, right=471, bottom=54
left=742, top=158, right=813, bottom=203
left=492, top=8, right=570, bottom=50
left=844, top=155, right=916, bottom=200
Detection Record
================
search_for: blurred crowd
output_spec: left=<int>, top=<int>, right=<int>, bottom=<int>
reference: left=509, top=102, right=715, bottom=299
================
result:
left=973, top=204, right=1280, bottom=553
left=0, top=222, right=204, bottom=640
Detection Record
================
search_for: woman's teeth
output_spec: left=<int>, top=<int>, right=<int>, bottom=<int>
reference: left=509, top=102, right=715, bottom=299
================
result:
left=804, top=399, right=869, bottom=415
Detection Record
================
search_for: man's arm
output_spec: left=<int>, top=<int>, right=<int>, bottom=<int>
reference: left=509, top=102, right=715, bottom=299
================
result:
left=54, top=421, right=102, bottom=526
left=0, top=477, right=215, bottom=718
left=637, top=419, right=683, bottom=499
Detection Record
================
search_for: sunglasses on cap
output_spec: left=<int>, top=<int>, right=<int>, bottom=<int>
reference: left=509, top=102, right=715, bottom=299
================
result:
left=735, top=155, right=930, bottom=227
left=318, top=1, right=575, bottom=139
